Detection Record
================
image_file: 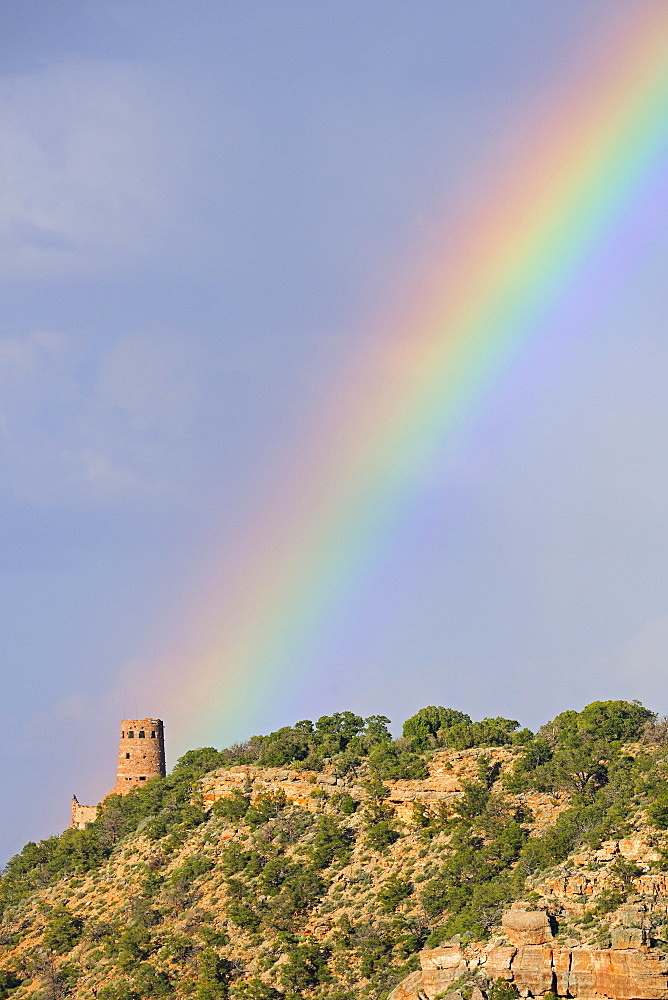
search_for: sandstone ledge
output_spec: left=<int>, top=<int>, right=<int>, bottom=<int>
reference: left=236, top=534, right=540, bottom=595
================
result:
left=389, top=941, right=668, bottom=1000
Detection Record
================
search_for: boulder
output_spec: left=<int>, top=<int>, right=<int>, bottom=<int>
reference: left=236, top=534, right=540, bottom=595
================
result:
left=501, top=909, right=553, bottom=946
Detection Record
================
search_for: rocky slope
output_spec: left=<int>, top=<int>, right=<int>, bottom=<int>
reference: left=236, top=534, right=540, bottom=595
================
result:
left=2, top=702, right=668, bottom=1000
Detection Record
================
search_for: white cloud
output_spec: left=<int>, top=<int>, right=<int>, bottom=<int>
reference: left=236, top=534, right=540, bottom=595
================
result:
left=94, top=331, right=197, bottom=431
left=0, top=327, right=199, bottom=506
left=0, top=59, right=186, bottom=276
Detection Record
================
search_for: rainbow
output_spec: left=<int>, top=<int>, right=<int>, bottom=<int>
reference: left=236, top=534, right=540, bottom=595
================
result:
left=129, top=8, right=668, bottom=750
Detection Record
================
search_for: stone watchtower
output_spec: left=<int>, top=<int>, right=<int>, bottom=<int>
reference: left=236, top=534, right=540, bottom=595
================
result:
left=113, top=719, right=166, bottom=795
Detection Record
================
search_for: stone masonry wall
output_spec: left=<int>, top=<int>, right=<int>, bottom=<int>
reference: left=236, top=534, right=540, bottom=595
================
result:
left=70, top=795, right=98, bottom=829
left=113, top=718, right=166, bottom=795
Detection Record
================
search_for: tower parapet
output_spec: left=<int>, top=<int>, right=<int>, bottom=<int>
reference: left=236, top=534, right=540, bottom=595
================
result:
left=113, top=718, right=166, bottom=795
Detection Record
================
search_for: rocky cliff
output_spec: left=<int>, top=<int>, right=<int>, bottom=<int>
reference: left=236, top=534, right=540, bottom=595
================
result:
left=390, top=905, right=668, bottom=1000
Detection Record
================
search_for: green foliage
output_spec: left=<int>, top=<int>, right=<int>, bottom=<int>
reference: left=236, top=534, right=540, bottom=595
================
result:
left=196, top=949, right=232, bottom=1000
left=228, top=980, right=283, bottom=1000
left=109, top=925, right=155, bottom=969
left=543, top=700, right=654, bottom=745
left=445, top=717, right=522, bottom=751
left=508, top=700, right=655, bottom=798
left=133, top=962, right=172, bottom=999
left=334, top=792, right=357, bottom=815
left=419, top=798, right=527, bottom=938
left=403, top=707, right=525, bottom=752
left=0, top=970, right=21, bottom=1000
left=220, top=711, right=420, bottom=781
left=402, top=707, right=471, bottom=751
left=244, top=792, right=287, bottom=829
left=489, top=979, right=520, bottom=1000
left=220, top=844, right=265, bottom=878
left=365, top=820, right=399, bottom=851
left=160, top=933, right=197, bottom=962
left=310, top=816, right=354, bottom=869
left=213, top=790, right=250, bottom=823
left=98, top=978, right=137, bottom=1000
left=367, top=741, right=429, bottom=781
left=279, top=943, right=331, bottom=991
left=378, top=877, right=413, bottom=913
left=42, top=906, right=84, bottom=954
left=649, top=791, right=668, bottom=828
left=0, top=745, right=226, bottom=917
left=169, top=854, right=214, bottom=887
left=226, top=900, right=261, bottom=932
left=456, top=781, right=491, bottom=821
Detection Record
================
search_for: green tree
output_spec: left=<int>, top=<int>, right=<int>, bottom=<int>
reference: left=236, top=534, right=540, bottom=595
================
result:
left=0, top=970, right=21, bottom=1000
left=196, top=950, right=231, bottom=1000
left=213, top=790, right=250, bottom=823
left=402, top=707, right=471, bottom=751
left=279, top=944, right=331, bottom=991
left=42, top=907, right=84, bottom=955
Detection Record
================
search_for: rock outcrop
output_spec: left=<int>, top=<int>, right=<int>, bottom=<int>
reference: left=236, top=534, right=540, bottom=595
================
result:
left=200, top=748, right=567, bottom=829
left=389, top=910, right=668, bottom=1000
left=502, top=909, right=553, bottom=946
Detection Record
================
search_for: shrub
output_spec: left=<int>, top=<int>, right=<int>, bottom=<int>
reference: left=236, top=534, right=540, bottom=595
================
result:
left=649, top=791, right=668, bottom=828
left=0, top=970, right=21, bottom=1000
left=226, top=902, right=260, bottom=932
left=489, top=980, right=519, bottom=1000
left=378, top=877, right=413, bottom=913
left=133, top=963, right=172, bottom=999
left=279, top=943, right=331, bottom=991
left=311, top=816, right=354, bottom=869
left=196, top=949, right=232, bottom=1000
left=42, top=907, right=84, bottom=955
left=229, top=981, right=283, bottom=1000
left=402, top=707, right=471, bottom=751
left=335, top=793, right=357, bottom=815
left=212, top=790, right=250, bottom=823
left=244, top=792, right=287, bottom=829
left=99, top=978, right=137, bottom=1000
left=365, top=821, right=399, bottom=851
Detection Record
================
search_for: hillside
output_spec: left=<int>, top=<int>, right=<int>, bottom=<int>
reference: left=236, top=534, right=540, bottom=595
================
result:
left=2, top=702, right=668, bottom=1000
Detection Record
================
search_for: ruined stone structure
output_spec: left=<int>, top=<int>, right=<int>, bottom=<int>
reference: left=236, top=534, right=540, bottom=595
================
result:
left=70, top=795, right=98, bottom=830
left=70, top=718, right=166, bottom=828
left=113, top=718, right=166, bottom=795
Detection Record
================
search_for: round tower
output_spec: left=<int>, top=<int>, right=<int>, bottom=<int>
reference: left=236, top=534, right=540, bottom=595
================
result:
left=113, top=719, right=166, bottom=795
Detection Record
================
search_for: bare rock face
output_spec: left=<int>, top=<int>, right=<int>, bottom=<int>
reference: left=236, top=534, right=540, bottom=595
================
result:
left=612, top=925, right=648, bottom=949
left=388, top=910, right=668, bottom=1000
left=419, top=945, right=468, bottom=996
left=387, top=970, right=422, bottom=1000
left=502, top=910, right=553, bottom=946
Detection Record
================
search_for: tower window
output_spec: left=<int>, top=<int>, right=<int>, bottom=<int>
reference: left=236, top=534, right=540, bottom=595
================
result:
left=121, top=731, right=125, bottom=738
left=139, top=730, right=145, bottom=738
left=139, top=776, right=146, bottom=781
left=128, top=731, right=134, bottom=738
left=126, top=753, right=130, bottom=759
left=151, top=731, right=156, bottom=738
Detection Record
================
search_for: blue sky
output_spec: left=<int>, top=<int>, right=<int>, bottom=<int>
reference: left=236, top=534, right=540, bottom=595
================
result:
left=2, top=0, right=668, bottom=862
